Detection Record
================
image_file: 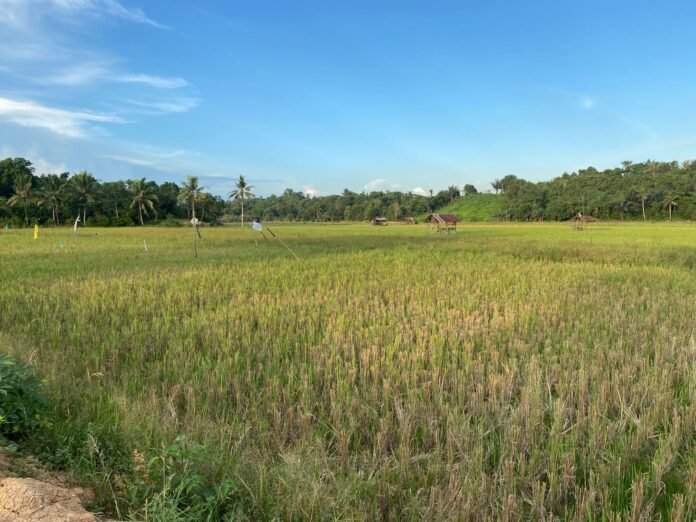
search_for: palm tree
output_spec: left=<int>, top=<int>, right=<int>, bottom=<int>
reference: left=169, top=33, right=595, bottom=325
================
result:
left=128, top=178, right=158, bottom=226
left=38, top=174, right=67, bottom=224
left=637, top=187, right=648, bottom=221
left=228, top=175, right=255, bottom=226
left=446, top=185, right=460, bottom=203
left=197, top=193, right=215, bottom=223
left=491, top=179, right=502, bottom=194
left=177, top=176, right=204, bottom=220
left=7, top=173, right=33, bottom=226
left=663, top=193, right=679, bottom=221
left=71, top=171, right=98, bottom=225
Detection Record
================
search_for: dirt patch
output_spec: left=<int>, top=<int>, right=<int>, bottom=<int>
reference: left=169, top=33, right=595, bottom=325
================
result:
left=0, top=447, right=111, bottom=521
left=0, top=477, right=98, bottom=521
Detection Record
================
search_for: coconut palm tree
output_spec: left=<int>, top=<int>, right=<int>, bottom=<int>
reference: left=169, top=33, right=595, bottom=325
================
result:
left=128, top=178, right=159, bottom=226
left=38, top=174, right=67, bottom=224
left=663, top=193, right=679, bottom=221
left=177, top=176, right=204, bottom=220
left=228, top=175, right=255, bottom=226
left=7, top=173, right=33, bottom=226
left=71, top=171, right=98, bottom=225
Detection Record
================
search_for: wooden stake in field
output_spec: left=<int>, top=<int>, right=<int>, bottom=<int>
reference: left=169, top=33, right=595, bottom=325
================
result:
left=191, top=217, right=202, bottom=257
left=252, top=219, right=299, bottom=260
left=72, top=215, right=80, bottom=237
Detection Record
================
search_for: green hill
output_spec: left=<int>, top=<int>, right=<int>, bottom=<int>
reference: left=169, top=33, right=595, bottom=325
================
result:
left=434, top=193, right=504, bottom=221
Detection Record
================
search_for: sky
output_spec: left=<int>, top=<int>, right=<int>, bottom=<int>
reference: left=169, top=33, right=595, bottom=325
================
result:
left=2, top=1, right=696, bottom=197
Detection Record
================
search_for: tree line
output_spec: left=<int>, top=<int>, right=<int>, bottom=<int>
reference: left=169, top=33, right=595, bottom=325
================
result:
left=2, top=156, right=695, bottom=226
left=0, top=157, right=453, bottom=226
left=493, top=160, right=696, bottom=221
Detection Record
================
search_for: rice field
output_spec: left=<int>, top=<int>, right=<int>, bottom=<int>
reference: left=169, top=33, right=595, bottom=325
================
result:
left=1, top=222, right=695, bottom=520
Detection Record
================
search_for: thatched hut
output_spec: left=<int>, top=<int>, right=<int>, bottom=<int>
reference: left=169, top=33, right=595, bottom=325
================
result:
left=425, top=214, right=459, bottom=232
left=371, top=217, right=388, bottom=226
left=570, top=213, right=597, bottom=230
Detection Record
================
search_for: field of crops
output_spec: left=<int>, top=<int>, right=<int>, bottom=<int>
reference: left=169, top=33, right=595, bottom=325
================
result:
left=1, top=222, right=695, bottom=520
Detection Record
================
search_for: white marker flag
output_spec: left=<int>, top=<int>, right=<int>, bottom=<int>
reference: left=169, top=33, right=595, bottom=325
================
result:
left=252, top=221, right=263, bottom=232
left=73, top=215, right=81, bottom=234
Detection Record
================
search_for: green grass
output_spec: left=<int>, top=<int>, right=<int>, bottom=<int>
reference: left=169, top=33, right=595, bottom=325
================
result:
left=432, top=193, right=504, bottom=221
left=0, top=222, right=695, bottom=519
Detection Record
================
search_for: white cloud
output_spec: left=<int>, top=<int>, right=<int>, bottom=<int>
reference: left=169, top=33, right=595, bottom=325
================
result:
left=42, top=66, right=187, bottom=89
left=100, top=154, right=158, bottom=168
left=0, top=0, right=166, bottom=30
left=303, top=185, right=319, bottom=198
left=0, top=96, right=123, bottom=137
left=364, top=179, right=386, bottom=191
left=114, top=74, right=187, bottom=89
left=124, top=97, right=199, bottom=114
left=364, top=179, right=402, bottom=192
left=410, top=187, right=428, bottom=196
left=32, top=157, right=69, bottom=174
left=99, top=147, right=199, bottom=173
left=48, top=64, right=110, bottom=86
left=96, top=0, right=166, bottom=29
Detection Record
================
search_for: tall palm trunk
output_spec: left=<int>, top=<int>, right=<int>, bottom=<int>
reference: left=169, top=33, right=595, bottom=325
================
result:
left=241, top=200, right=244, bottom=226
left=24, top=204, right=28, bottom=226
left=138, top=204, right=144, bottom=226
left=641, top=196, right=646, bottom=221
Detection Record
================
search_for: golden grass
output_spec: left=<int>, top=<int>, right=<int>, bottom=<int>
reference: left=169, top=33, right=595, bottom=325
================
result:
left=1, top=222, right=695, bottom=519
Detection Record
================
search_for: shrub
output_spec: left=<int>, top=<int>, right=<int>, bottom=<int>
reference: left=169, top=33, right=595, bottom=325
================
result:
left=128, top=435, right=239, bottom=521
left=0, top=354, right=46, bottom=439
left=158, top=217, right=182, bottom=227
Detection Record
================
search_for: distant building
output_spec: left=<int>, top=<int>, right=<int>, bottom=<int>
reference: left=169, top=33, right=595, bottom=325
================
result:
left=425, top=214, right=459, bottom=232
left=371, top=217, right=388, bottom=226
left=570, top=213, right=597, bottom=230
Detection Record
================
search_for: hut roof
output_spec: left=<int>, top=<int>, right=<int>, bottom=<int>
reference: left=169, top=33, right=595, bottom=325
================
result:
left=426, top=213, right=459, bottom=223
left=571, top=215, right=597, bottom=222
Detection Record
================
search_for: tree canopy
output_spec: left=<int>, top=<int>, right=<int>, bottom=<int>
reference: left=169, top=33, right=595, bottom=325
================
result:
left=1, top=157, right=695, bottom=226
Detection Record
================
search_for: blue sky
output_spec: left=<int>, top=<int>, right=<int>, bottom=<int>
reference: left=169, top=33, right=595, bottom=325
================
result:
left=2, top=1, right=696, bottom=197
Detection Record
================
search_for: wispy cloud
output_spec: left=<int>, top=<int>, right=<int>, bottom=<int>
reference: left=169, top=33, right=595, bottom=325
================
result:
left=364, top=179, right=402, bottom=192
left=42, top=65, right=188, bottom=89
left=100, top=147, right=199, bottom=172
left=124, top=97, right=199, bottom=114
left=0, top=0, right=166, bottom=30
left=99, top=154, right=159, bottom=168
left=47, top=64, right=110, bottom=86
left=115, top=74, right=187, bottom=89
left=410, top=187, right=428, bottom=196
left=92, top=0, right=167, bottom=29
left=0, top=96, right=123, bottom=137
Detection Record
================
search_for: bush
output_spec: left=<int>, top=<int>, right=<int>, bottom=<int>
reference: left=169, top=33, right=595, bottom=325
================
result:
left=89, top=215, right=112, bottom=227
left=158, top=217, right=182, bottom=227
left=112, top=216, right=135, bottom=227
left=128, top=435, right=239, bottom=521
left=0, top=354, right=46, bottom=439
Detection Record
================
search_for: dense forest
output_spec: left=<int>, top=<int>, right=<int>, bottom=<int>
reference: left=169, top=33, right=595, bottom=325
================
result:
left=1, top=157, right=695, bottom=226
left=496, top=160, right=696, bottom=221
